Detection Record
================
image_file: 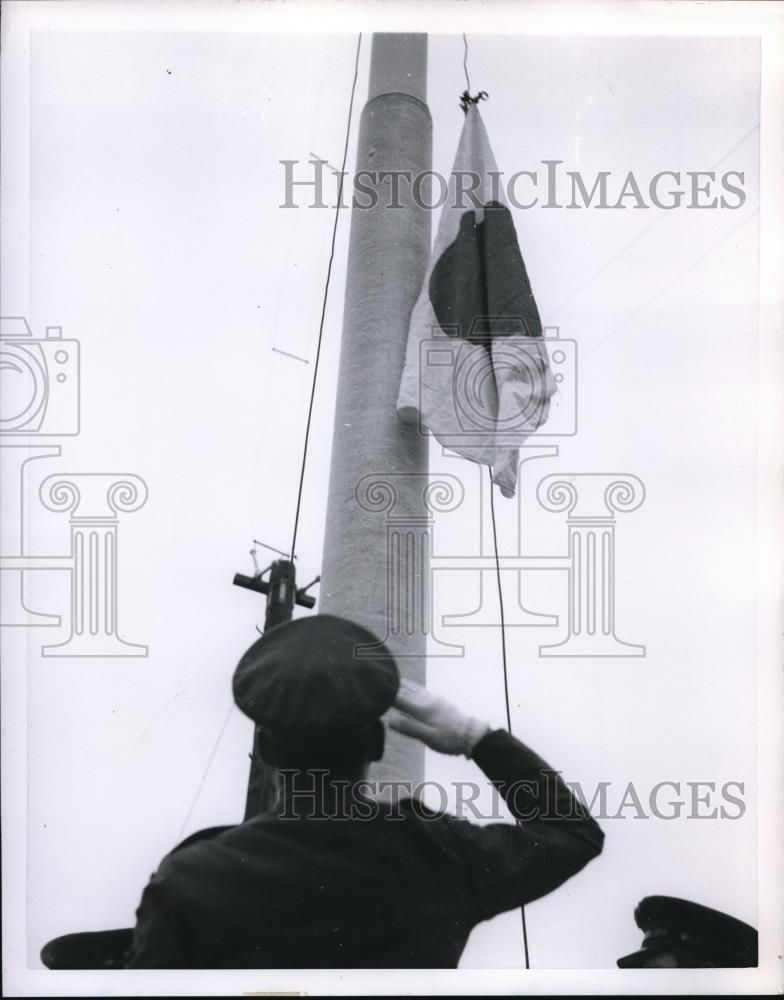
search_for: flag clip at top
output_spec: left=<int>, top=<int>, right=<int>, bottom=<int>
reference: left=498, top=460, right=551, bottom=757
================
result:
left=459, top=90, right=488, bottom=114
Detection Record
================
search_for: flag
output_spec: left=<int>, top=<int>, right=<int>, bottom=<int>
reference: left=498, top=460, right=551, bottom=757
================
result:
left=397, top=105, right=556, bottom=498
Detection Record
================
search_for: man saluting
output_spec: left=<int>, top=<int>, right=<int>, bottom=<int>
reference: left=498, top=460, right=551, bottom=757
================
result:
left=127, top=615, right=604, bottom=968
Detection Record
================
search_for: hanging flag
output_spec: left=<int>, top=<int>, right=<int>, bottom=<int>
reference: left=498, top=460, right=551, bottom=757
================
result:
left=397, top=104, right=556, bottom=498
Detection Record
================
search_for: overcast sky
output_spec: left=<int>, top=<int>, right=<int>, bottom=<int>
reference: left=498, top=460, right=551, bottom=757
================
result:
left=1, top=4, right=765, bottom=979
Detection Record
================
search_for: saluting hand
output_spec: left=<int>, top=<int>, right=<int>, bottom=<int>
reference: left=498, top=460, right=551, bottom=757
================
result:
left=387, top=679, right=491, bottom=758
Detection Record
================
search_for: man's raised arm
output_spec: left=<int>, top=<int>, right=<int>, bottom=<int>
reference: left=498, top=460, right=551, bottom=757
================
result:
left=389, top=680, right=604, bottom=921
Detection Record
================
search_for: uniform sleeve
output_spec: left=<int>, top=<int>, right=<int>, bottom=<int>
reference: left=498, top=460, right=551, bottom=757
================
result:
left=448, top=729, right=604, bottom=922
left=125, top=879, right=189, bottom=969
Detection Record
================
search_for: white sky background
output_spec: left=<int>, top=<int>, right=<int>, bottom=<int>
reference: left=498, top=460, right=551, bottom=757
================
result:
left=1, top=3, right=772, bottom=984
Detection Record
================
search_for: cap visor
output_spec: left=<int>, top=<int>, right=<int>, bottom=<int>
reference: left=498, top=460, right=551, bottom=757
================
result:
left=616, top=945, right=670, bottom=969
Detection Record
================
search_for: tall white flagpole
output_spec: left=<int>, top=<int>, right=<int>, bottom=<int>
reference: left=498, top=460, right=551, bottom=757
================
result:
left=320, top=34, right=432, bottom=788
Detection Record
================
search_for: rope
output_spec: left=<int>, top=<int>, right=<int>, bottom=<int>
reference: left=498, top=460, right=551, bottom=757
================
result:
left=460, top=34, right=489, bottom=113
left=488, top=467, right=531, bottom=970
left=464, top=31, right=525, bottom=969
left=176, top=702, right=236, bottom=842
left=289, top=32, right=363, bottom=562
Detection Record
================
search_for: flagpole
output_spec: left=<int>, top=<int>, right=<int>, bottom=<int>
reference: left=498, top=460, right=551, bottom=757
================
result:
left=320, top=33, right=432, bottom=789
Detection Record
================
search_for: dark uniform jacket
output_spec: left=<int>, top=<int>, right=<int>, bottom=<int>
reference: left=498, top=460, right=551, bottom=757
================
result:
left=128, top=730, right=604, bottom=968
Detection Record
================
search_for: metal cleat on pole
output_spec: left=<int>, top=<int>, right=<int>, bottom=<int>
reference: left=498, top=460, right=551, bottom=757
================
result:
left=233, top=543, right=320, bottom=819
